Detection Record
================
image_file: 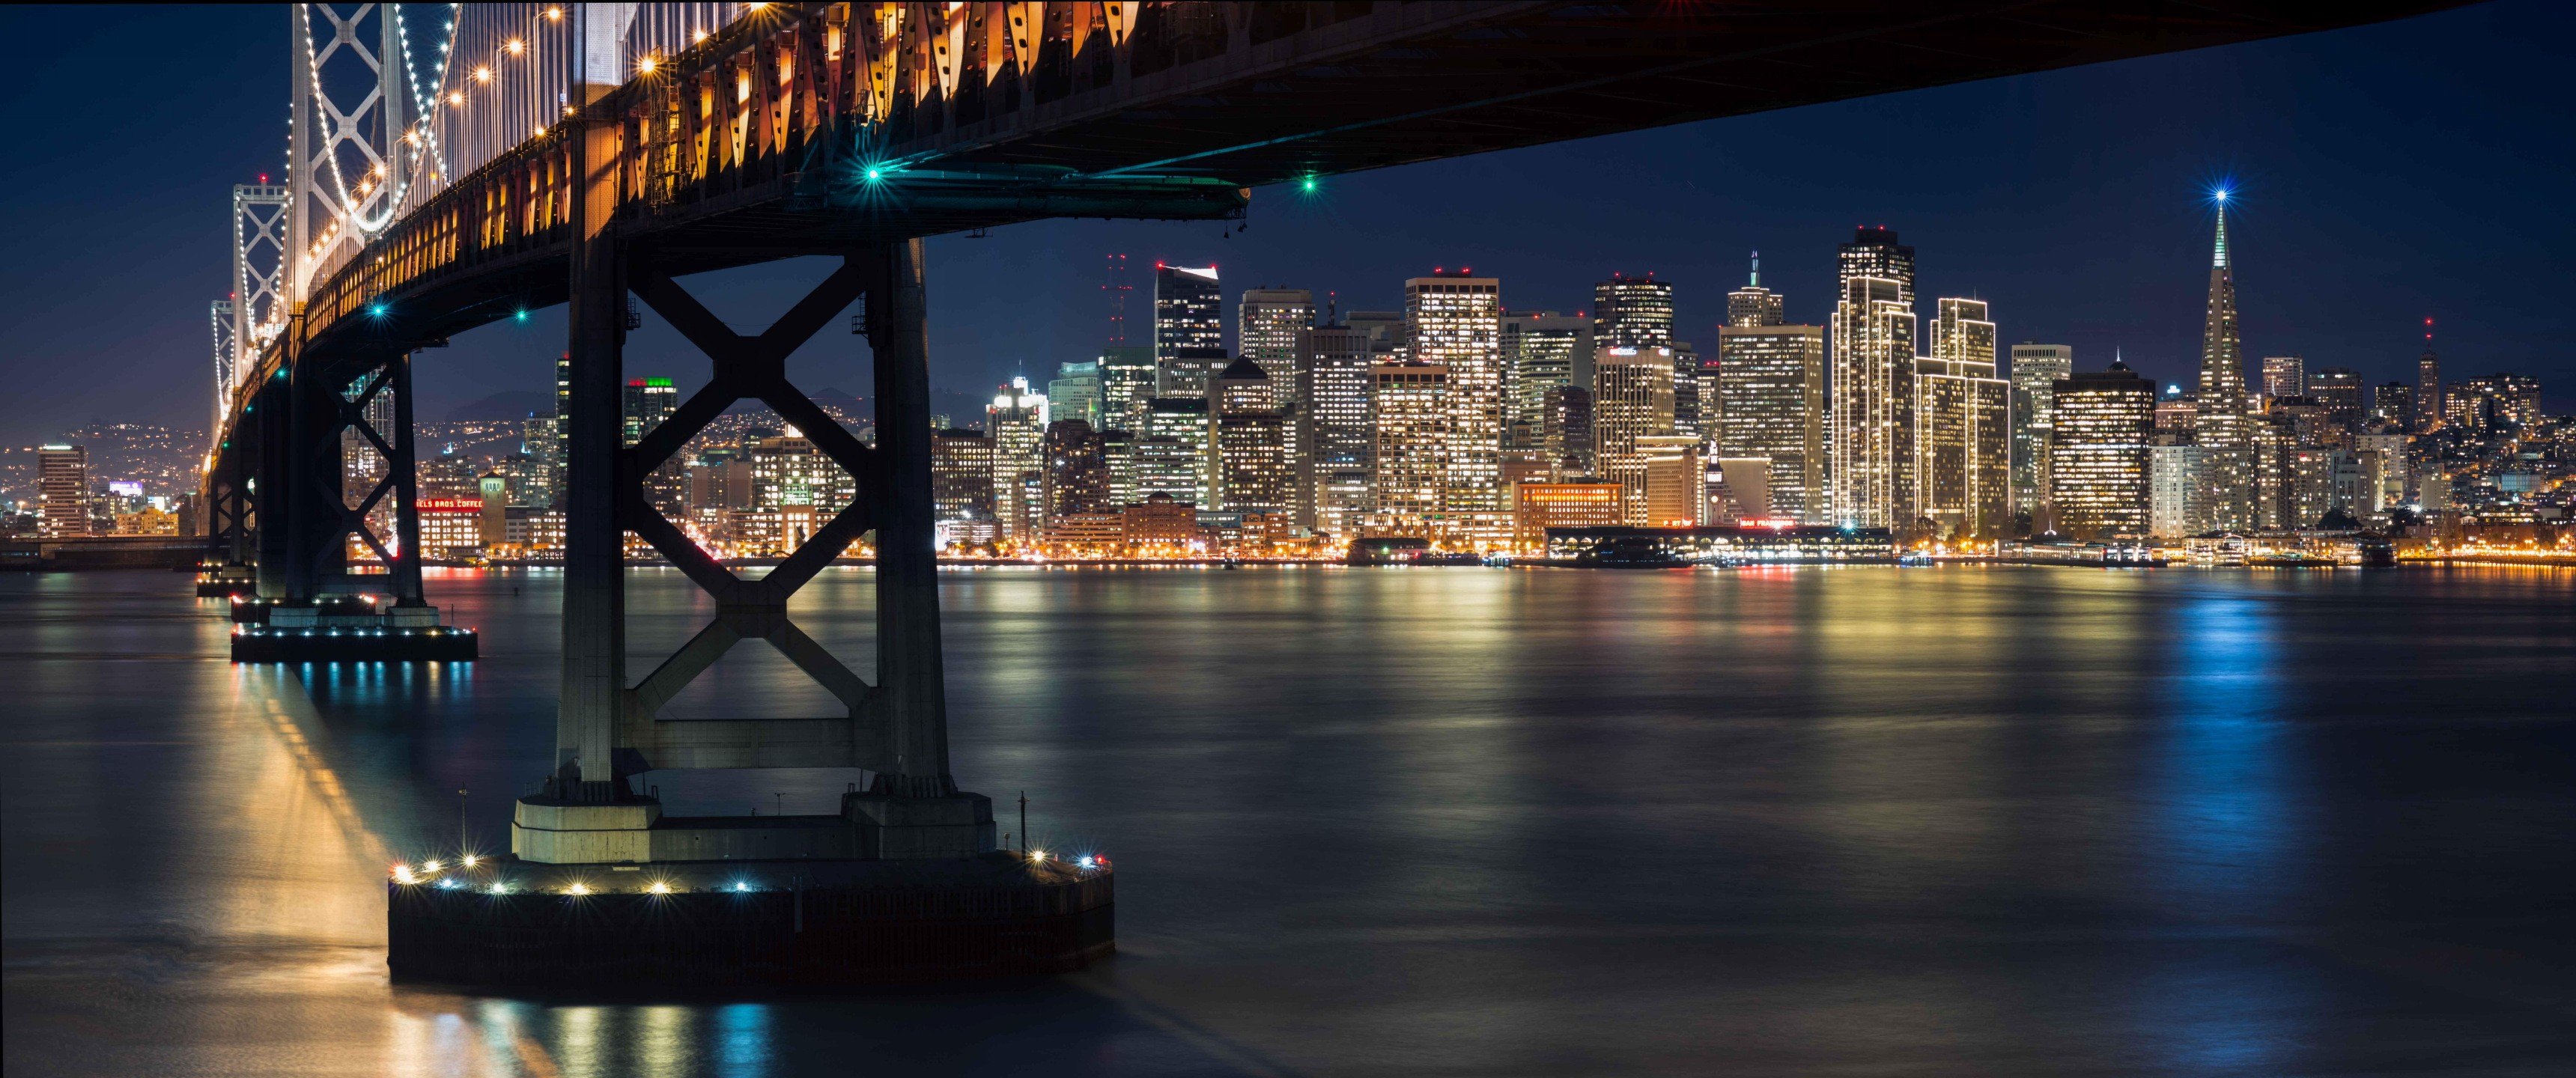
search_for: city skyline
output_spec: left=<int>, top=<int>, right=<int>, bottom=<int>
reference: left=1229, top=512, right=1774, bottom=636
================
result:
left=1, top=3, right=2572, bottom=447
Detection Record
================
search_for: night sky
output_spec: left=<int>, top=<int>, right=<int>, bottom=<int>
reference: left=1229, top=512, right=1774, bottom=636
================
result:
left=1, top=2, right=2567, bottom=445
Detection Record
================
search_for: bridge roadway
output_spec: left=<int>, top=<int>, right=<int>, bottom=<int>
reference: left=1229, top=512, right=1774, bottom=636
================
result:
left=191, top=0, right=2464, bottom=917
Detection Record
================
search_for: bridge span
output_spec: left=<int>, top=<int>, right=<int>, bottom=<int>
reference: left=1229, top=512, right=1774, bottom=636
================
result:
left=188, top=1, right=2454, bottom=985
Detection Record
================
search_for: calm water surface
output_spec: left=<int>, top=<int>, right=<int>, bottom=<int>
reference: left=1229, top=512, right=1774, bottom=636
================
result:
left=4, top=566, right=2572, bottom=1076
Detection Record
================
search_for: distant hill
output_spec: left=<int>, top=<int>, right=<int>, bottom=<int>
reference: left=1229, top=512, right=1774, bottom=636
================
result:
left=446, top=391, right=553, bottom=422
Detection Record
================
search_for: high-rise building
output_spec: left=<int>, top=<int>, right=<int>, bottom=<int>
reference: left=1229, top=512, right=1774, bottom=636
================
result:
left=1636, top=434, right=1704, bottom=527
left=1592, top=346, right=1677, bottom=526
left=37, top=444, right=88, bottom=538
left=1831, top=226, right=1918, bottom=529
left=2153, top=382, right=2198, bottom=435
left=1236, top=288, right=1314, bottom=392
left=2451, top=373, right=2545, bottom=430
left=1916, top=297, right=2011, bottom=538
left=1298, top=324, right=1376, bottom=535
left=2147, top=434, right=2201, bottom=538
left=519, top=412, right=564, bottom=508
left=1502, top=312, right=1591, bottom=447
left=2261, top=355, right=2305, bottom=404
left=2008, top=343, right=2074, bottom=526
left=1725, top=252, right=1785, bottom=328
left=1406, top=270, right=1503, bottom=517
left=1153, top=264, right=1224, bottom=397
left=623, top=375, right=684, bottom=513
left=1048, top=360, right=1104, bottom=432
left=2190, top=199, right=2253, bottom=533
left=1717, top=323, right=1826, bottom=522
left=1671, top=341, right=1704, bottom=441
left=1208, top=357, right=1289, bottom=514
left=2415, top=320, right=2442, bottom=432
left=1098, top=344, right=1156, bottom=433
left=931, top=427, right=996, bottom=529
left=1142, top=397, right=1211, bottom=505
left=2050, top=358, right=2155, bottom=540
left=1541, top=385, right=1594, bottom=478
left=1041, top=419, right=1111, bottom=519
left=2309, top=366, right=2366, bottom=439
left=987, top=377, right=1048, bottom=540
left=1370, top=362, right=1448, bottom=524
left=1592, top=273, right=1675, bottom=348
left=2369, top=383, right=2415, bottom=430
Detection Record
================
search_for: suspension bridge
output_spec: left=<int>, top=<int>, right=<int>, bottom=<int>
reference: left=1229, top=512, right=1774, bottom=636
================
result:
left=189, top=1, right=2452, bottom=986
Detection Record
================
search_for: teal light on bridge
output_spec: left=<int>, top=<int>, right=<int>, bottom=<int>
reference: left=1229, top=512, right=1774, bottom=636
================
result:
left=864, top=166, right=884, bottom=183
left=1301, top=175, right=1319, bottom=194
left=514, top=308, right=528, bottom=323
left=368, top=302, right=389, bottom=318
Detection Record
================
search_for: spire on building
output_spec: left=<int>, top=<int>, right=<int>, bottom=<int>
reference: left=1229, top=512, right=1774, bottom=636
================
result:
left=1749, top=250, right=1761, bottom=287
left=2211, top=192, right=2232, bottom=269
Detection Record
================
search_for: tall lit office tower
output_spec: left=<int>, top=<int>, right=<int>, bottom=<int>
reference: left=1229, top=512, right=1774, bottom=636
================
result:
left=2308, top=366, right=2365, bottom=440
left=930, top=428, right=996, bottom=526
left=2261, top=355, right=2305, bottom=404
left=1726, top=253, right=1785, bottom=327
left=1830, top=226, right=1918, bottom=528
left=623, top=376, right=684, bottom=511
left=1916, top=298, right=2011, bottom=537
left=1592, top=346, right=1678, bottom=525
left=520, top=412, right=564, bottom=509
left=1207, top=358, right=1289, bottom=514
left=1298, top=324, right=1376, bottom=534
left=1592, top=272, right=1675, bottom=347
left=2050, top=358, right=2155, bottom=540
left=1636, top=435, right=1705, bottom=527
left=2190, top=195, right=2253, bottom=533
left=2415, top=321, right=2441, bottom=431
left=37, top=444, right=88, bottom=537
left=1153, top=264, right=1224, bottom=397
left=1716, top=323, right=1825, bottom=522
left=1542, top=386, right=1594, bottom=476
left=1142, top=397, right=1212, bottom=505
left=2370, top=383, right=2415, bottom=430
left=2147, top=435, right=2202, bottom=538
left=1406, top=270, right=1503, bottom=514
left=1048, top=360, right=1104, bottom=431
left=1099, top=344, right=1155, bottom=433
left=1370, top=362, right=1449, bottom=524
left=1502, top=311, right=1592, bottom=444
left=2008, top=343, right=2073, bottom=525
left=1671, top=341, right=1704, bottom=440
left=1041, top=420, right=1110, bottom=519
left=1236, top=288, right=1315, bottom=392
left=987, top=377, right=1049, bottom=539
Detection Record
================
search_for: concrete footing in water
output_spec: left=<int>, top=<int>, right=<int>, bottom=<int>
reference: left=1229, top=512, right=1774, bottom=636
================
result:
left=385, top=853, right=1113, bottom=988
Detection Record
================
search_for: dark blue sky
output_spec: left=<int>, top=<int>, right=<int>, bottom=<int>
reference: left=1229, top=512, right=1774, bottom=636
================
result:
left=1, top=3, right=2569, bottom=444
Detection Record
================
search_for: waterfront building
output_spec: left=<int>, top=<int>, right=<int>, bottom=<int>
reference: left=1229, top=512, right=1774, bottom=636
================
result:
left=1637, top=434, right=1705, bottom=527
left=2190, top=199, right=2255, bottom=533
left=1717, top=323, right=1826, bottom=522
left=1542, top=523, right=1896, bottom=564
left=2008, top=343, right=2074, bottom=526
left=1712, top=457, right=1772, bottom=523
left=1121, top=493, right=1199, bottom=552
left=1831, top=226, right=1917, bottom=529
left=1298, top=323, right=1376, bottom=534
left=2050, top=358, right=2155, bottom=539
left=988, top=377, right=1049, bottom=540
left=2248, top=412, right=2297, bottom=529
left=1209, top=357, right=1289, bottom=514
left=1406, top=270, right=1504, bottom=517
left=931, top=428, right=996, bottom=532
left=1511, top=480, right=1624, bottom=551
left=518, top=412, right=563, bottom=508
left=1725, top=252, right=1786, bottom=328
left=2261, top=355, right=2305, bottom=404
left=1370, top=362, right=1449, bottom=524
left=1154, top=264, right=1224, bottom=397
left=1593, top=346, right=1677, bottom=526
left=37, top=444, right=88, bottom=537
left=1917, top=297, right=2011, bottom=538
left=1048, top=361, right=1104, bottom=432
left=2147, top=435, right=2201, bottom=538
left=419, top=496, right=483, bottom=556
left=1142, top=396, right=1212, bottom=505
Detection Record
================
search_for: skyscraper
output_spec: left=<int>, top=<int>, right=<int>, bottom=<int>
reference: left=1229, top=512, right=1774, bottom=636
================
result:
left=1153, top=264, right=1224, bottom=397
left=2369, top=383, right=2415, bottom=430
left=1541, top=386, right=1594, bottom=477
left=987, top=377, right=1049, bottom=540
left=1236, top=288, right=1315, bottom=392
left=1592, top=346, right=1677, bottom=526
left=1830, top=226, right=1917, bottom=529
left=1099, top=344, right=1155, bottom=433
left=1716, top=323, right=1826, bottom=522
left=1725, top=253, right=1785, bottom=328
left=1041, top=419, right=1111, bottom=519
left=1208, top=358, right=1289, bottom=515
left=930, top=427, right=996, bottom=530
left=1298, top=323, right=1376, bottom=535
left=1592, top=273, right=1675, bottom=348
left=1916, top=297, right=2011, bottom=538
left=623, top=376, right=683, bottom=512
left=1141, top=396, right=1211, bottom=505
left=2050, top=358, right=2155, bottom=540
left=2190, top=198, right=2253, bottom=533
left=2261, top=355, right=2305, bottom=404
left=37, top=444, right=88, bottom=538
left=2008, top=343, right=2074, bottom=526
left=2308, top=366, right=2366, bottom=440
left=1370, top=362, right=1448, bottom=525
left=1501, top=312, right=1592, bottom=447
left=2415, top=319, right=2442, bottom=432
left=1406, top=270, right=1503, bottom=518
left=1048, top=360, right=1104, bottom=431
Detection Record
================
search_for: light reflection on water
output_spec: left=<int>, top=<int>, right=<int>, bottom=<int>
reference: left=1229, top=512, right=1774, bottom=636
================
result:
left=4, top=566, right=2572, bottom=1077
